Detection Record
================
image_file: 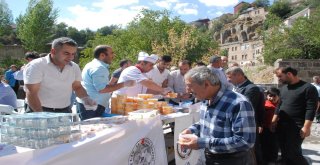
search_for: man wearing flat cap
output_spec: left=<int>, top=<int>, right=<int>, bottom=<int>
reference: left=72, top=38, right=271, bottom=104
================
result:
left=113, top=52, right=171, bottom=97
left=208, top=55, right=233, bottom=90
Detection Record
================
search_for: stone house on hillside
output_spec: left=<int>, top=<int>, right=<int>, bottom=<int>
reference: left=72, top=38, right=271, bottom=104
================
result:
left=219, top=7, right=267, bottom=66
left=284, top=7, right=313, bottom=27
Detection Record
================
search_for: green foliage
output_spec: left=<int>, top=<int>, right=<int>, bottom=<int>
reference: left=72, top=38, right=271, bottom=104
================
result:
left=268, top=0, right=292, bottom=19
left=263, top=8, right=320, bottom=65
left=80, top=9, right=218, bottom=72
left=253, top=0, right=270, bottom=8
left=263, top=13, right=283, bottom=30
left=0, top=56, right=25, bottom=75
left=52, top=22, right=68, bottom=38
left=220, top=49, right=228, bottom=57
left=0, top=0, right=18, bottom=45
left=16, top=0, right=58, bottom=52
left=96, top=25, right=120, bottom=36
left=52, top=23, right=94, bottom=47
left=0, top=0, right=12, bottom=36
left=239, top=3, right=252, bottom=14
left=209, top=14, right=236, bottom=37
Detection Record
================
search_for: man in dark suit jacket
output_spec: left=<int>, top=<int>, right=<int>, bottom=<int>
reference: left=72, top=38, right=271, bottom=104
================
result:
left=226, top=66, right=265, bottom=165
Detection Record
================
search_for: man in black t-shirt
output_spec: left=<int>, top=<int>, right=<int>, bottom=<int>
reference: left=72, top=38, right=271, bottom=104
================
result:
left=272, top=66, right=318, bottom=165
left=109, top=59, right=132, bottom=85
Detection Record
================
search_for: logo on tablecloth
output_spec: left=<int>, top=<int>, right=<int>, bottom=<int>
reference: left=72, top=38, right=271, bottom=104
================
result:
left=128, top=138, right=155, bottom=165
left=176, top=143, right=192, bottom=160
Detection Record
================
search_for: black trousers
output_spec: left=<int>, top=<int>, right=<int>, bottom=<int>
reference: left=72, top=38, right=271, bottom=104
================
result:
left=205, top=149, right=255, bottom=165
left=276, top=121, right=308, bottom=165
left=261, top=128, right=279, bottom=162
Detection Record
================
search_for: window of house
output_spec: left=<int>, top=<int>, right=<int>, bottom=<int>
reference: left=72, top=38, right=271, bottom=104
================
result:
left=235, top=47, right=237, bottom=51
left=232, top=56, right=234, bottom=60
left=232, top=47, right=234, bottom=51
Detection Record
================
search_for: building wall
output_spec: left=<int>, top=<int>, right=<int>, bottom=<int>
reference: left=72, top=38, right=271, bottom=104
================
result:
left=221, top=40, right=264, bottom=66
left=284, top=7, right=311, bottom=27
left=0, top=45, right=26, bottom=60
left=238, top=8, right=267, bottom=19
left=274, top=59, right=320, bottom=84
left=234, top=2, right=250, bottom=14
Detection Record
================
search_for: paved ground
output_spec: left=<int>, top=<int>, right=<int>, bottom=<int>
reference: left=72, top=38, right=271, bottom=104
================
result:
left=303, top=122, right=320, bottom=165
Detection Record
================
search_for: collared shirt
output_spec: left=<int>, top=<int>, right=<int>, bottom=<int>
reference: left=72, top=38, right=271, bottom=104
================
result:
left=168, top=70, right=193, bottom=103
left=5, top=69, right=16, bottom=87
left=0, top=82, right=17, bottom=108
left=208, top=67, right=233, bottom=90
left=78, top=59, right=110, bottom=108
left=188, top=85, right=256, bottom=153
left=146, top=65, right=169, bottom=86
left=113, top=66, right=149, bottom=97
left=24, top=54, right=82, bottom=108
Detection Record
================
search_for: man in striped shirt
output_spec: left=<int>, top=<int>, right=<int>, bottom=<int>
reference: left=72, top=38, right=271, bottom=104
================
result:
left=179, top=66, right=256, bottom=165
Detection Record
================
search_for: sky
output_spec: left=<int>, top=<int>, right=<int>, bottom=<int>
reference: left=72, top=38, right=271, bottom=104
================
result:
left=6, top=0, right=271, bottom=31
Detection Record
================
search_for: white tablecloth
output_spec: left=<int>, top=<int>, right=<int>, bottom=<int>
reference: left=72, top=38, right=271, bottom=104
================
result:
left=0, top=116, right=167, bottom=165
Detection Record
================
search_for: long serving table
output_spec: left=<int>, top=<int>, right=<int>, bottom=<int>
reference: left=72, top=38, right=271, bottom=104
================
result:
left=0, top=106, right=203, bottom=165
left=0, top=116, right=167, bottom=165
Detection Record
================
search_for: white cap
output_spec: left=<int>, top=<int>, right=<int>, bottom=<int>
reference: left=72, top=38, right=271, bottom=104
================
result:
left=138, top=52, right=158, bottom=64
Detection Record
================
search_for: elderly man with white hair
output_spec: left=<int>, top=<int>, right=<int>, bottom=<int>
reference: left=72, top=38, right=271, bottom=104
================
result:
left=113, top=52, right=171, bottom=97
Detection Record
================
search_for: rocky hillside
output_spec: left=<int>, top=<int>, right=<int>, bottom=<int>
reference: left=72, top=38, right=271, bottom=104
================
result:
left=213, top=9, right=266, bottom=44
left=243, top=65, right=275, bottom=84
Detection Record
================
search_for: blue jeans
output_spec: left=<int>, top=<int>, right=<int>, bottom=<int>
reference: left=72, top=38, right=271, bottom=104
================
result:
left=76, top=102, right=105, bottom=120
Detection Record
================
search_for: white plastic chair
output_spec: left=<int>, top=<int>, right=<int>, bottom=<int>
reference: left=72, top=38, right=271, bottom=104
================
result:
left=0, top=104, right=17, bottom=115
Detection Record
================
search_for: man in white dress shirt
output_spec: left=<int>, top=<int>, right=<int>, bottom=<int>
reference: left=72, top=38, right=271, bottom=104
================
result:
left=113, top=52, right=170, bottom=97
left=146, top=55, right=172, bottom=94
left=208, top=55, right=233, bottom=90
left=168, top=60, right=194, bottom=105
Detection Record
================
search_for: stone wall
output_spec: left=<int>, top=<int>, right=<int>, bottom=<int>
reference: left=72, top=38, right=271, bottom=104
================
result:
left=0, top=45, right=26, bottom=60
left=274, top=59, right=320, bottom=83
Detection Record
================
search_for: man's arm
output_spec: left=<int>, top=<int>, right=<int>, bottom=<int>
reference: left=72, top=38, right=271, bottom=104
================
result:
left=109, top=77, right=118, bottom=85
left=197, top=101, right=256, bottom=151
left=301, top=120, right=313, bottom=138
left=162, top=79, right=168, bottom=88
left=72, top=81, right=89, bottom=98
left=140, top=79, right=164, bottom=93
left=25, top=83, right=42, bottom=112
left=99, top=81, right=134, bottom=93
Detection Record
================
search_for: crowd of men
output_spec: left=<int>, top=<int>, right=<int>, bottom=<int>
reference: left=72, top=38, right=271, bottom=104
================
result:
left=1, top=37, right=319, bottom=165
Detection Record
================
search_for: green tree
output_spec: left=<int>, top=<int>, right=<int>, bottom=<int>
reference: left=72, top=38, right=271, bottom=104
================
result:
left=268, top=0, right=292, bottom=19
left=80, top=9, right=218, bottom=71
left=253, top=0, right=270, bottom=8
left=0, top=0, right=12, bottom=36
left=263, top=8, right=320, bottom=64
left=53, top=22, right=68, bottom=38
left=96, top=25, right=120, bottom=36
left=16, top=0, right=58, bottom=52
left=0, top=0, right=16, bottom=45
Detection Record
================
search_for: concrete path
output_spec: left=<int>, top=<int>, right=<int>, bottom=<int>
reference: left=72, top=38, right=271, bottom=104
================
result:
left=303, top=122, right=320, bottom=165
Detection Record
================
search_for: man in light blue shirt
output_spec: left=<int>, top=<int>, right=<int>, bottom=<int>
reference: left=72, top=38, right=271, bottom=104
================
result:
left=0, top=81, right=17, bottom=109
left=77, top=45, right=135, bottom=120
